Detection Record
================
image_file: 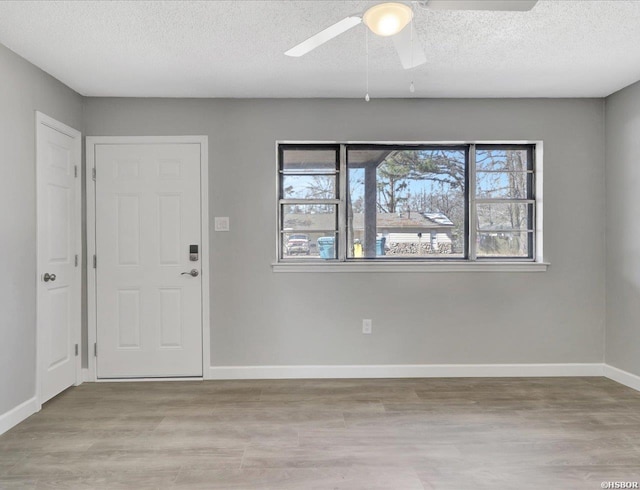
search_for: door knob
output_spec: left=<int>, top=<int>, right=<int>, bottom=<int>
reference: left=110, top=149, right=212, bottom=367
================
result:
left=43, top=273, right=56, bottom=282
left=181, top=269, right=199, bottom=277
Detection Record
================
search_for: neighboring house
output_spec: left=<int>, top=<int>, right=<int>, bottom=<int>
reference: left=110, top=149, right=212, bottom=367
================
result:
left=283, top=211, right=456, bottom=255
left=354, top=211, right=455, bottom=255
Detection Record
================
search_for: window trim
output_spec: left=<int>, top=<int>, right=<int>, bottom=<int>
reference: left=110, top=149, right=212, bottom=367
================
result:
left=274, top=140, right=545, bottom=272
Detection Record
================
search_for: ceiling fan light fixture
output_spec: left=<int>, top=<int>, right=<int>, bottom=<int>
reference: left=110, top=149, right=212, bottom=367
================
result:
left=363, top=2, right=413, bottom=37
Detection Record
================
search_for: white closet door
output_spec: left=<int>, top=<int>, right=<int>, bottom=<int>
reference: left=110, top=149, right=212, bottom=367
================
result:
left=37, top=116, right=81, bottom=402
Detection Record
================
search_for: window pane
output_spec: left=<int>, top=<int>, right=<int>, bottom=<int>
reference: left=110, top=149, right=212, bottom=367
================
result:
left=477, top=231, right=532, bottom=258
left=476, top=203, right=533, bottom=231
left=476, top=148, right=530, bottom=172
left=282, top=175, right=336, bottom=199
left=282, top=204, right=336, bottom=231
left=347, top=148, right=466, bottom=258
left=282, top=149, right=337, bottom=173
left=281, top=232, right=337, bottom=259
left=476, top=171, right=530, bottom=199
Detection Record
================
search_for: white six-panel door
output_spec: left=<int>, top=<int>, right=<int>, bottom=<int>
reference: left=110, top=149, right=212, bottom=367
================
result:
left=94, top=143, right=203, bottom=378
left=36, top=113, right=81, bottom=403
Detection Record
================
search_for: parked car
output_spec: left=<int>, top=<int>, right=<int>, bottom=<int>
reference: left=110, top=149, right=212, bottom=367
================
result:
left=286, top=234, right=310, bottom=255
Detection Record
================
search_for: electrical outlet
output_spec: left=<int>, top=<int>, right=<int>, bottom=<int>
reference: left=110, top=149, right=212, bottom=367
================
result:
left=362, top=319, right=372, bottom=334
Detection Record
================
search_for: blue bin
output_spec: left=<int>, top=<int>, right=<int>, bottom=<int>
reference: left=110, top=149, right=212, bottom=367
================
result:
left=376, top=237, right=386, bottom=256
left=317, top=237, right=335, bottom=259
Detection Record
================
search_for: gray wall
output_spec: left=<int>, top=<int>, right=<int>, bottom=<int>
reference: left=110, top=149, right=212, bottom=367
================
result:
left=605, top=80, right=640, bottom=377
left=0, top=44, right=83, bottom=414
left=84, top=97, right=606, bottom=368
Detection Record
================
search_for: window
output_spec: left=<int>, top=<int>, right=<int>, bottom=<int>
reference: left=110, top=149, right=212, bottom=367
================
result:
left=474, top=146, right=535, bottom=259
left=277, top=143, right=540, bottom=265
left=279, top=146, right=339, bottom=260
left=346, top=146, right=467, bottom=259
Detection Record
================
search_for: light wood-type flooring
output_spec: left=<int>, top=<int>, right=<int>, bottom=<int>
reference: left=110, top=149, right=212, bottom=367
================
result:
left=1, top=377, right=639, bottom=489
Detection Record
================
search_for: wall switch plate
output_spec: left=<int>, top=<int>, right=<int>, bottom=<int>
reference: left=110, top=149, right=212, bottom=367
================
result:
left=362, top=319, right=372, bottom=334
left=214, top=217, right=230, bottom=232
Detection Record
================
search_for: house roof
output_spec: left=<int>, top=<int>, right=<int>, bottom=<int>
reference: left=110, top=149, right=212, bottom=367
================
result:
left=375, top=212, right=454, bottom=231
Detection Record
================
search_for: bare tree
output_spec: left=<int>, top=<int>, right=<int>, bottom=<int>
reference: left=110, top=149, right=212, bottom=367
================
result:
left=376, top=149, right=466, bottom=214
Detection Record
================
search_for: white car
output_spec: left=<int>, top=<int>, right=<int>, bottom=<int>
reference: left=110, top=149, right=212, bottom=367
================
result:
left=286, top=234, right=310, bottom=255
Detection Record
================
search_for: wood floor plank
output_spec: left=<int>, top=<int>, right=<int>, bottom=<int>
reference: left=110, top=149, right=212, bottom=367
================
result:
left=173, top=467, right=425, bottom=489
left=34, top=470, right=180, bottom=489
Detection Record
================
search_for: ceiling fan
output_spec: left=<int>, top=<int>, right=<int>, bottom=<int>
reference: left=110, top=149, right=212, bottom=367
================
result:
left=285, top=1, right=538, bottom=69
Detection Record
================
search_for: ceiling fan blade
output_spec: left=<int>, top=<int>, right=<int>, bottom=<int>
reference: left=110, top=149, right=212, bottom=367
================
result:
left=425, top=0, right=537, bottom=11
left=392, top=26, right=427, bottom=70
left=285, top=16, right=362, bottom=57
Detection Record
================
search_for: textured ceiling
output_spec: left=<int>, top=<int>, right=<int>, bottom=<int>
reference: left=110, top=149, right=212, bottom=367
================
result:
left=0, top=0, right=640, bottom=98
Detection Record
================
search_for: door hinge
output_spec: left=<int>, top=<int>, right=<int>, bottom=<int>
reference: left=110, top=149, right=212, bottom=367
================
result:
left=75, top=254, right=79, bottom=267
left=75, top=344, right=79, bottom=357
left=93, top=255, right=97, bottom=268
left=92, top=167, right=96, bottom=181
left=74, top=165, right=78, bottom=178
left=94, top=343, right=97, bottom=357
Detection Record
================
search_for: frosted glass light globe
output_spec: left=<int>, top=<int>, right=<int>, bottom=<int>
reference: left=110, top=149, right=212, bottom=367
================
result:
left=363, top=3, right=413, bottom=37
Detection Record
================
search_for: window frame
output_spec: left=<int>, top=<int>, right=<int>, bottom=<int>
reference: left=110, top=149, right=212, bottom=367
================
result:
left=274, top=141, right=546, bottom=272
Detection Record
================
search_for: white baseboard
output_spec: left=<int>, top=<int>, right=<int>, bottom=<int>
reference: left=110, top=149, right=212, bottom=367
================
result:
left=0, top=396, right=39, bottom=436
left=603, top=364, right=640, bottom=392
left=94, top=377, right=203, bottom=383
left=208, top=363, right=604, bottom=380
left=68, top=363, right=640, bottom=395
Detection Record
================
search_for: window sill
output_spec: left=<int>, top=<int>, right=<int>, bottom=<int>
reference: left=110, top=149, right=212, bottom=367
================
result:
left=271, top=261, right=549, bottom=273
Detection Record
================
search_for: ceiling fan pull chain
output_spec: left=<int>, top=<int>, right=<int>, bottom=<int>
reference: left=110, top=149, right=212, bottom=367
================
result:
left=365, top=27, right=370, bottom=102
left=409, top=18, right=415, bottom=93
